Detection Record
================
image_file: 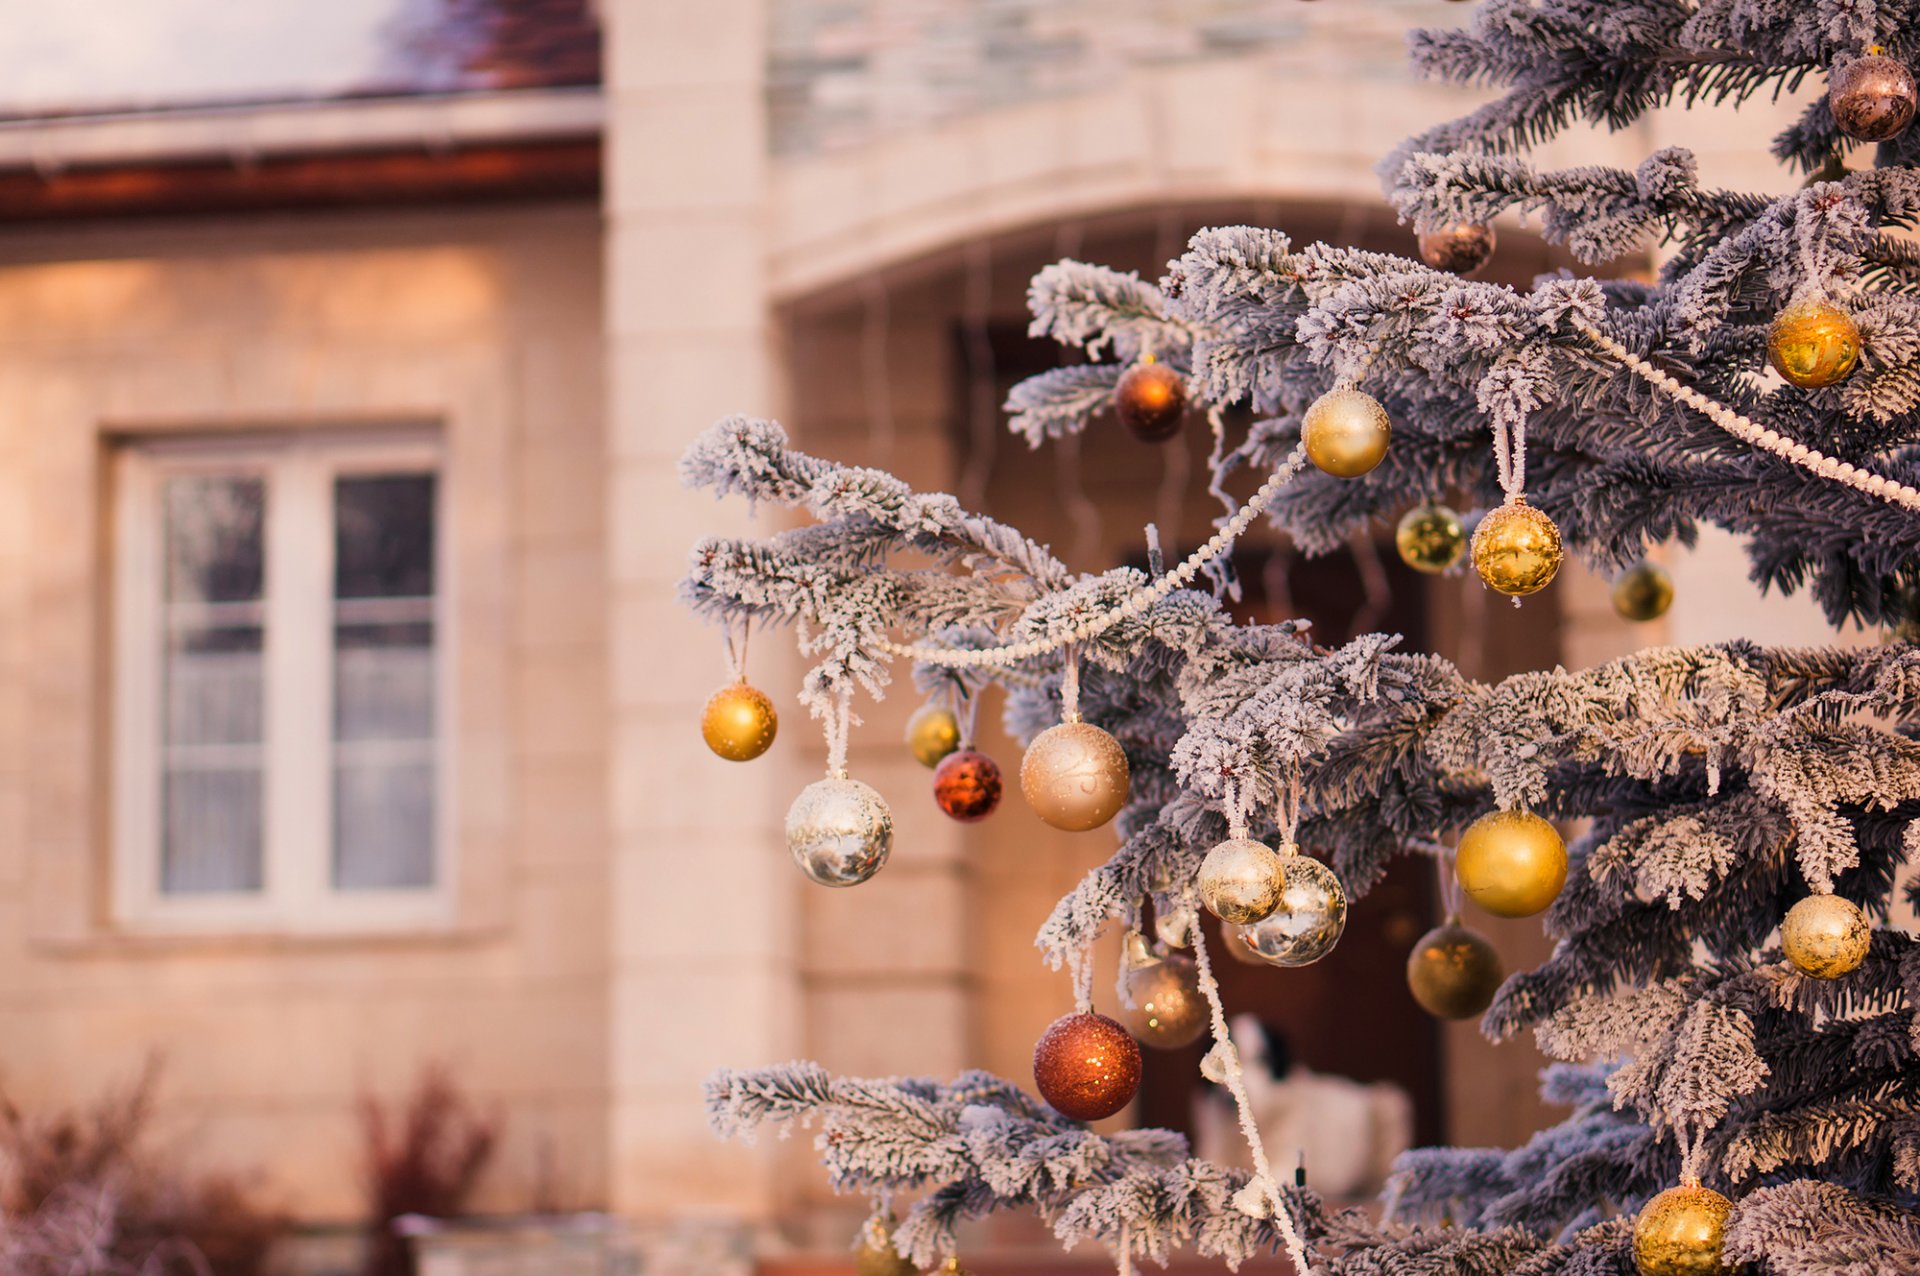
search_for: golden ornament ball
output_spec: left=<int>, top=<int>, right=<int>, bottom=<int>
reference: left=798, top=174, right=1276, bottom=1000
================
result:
left=1471, top=499, right=1563, bottom=597
left=1829, top=52, right=1919, bottom=142
left=1632, top=1183, right=1733, bottom=1276
left=1416, top=221, right=1497, bottom=275
left=1032, top=1011, right=1142, bottom=1121
left=1197, top=837, right=1287, bottom=925
left=1020, top=720, right=1130, bottom=832
left=935, top=1259, right=971, bottom=1276
left=1406, top=923, right=1504, bottom=1020
left=1114, top=355, right=1188, bottom=443
left=701, top=681, right=778, bottom=761
left=1220, top=922, right=1268, bottom=966
left=906, top=703, right=962, bottom=768
left=1613, top=561, right=1675, bottom=623
left=785, top=776, right=894, bottom=888
left=1456, top=809, right=1567, bottom=918
left=855, top=1218, right=917, bottom=1276
left=1767, top=300, right=1860, bottom=389
left=1302, top=387, right=1392, bottom=478
left=1118, top=933, right=1209, bottom=1050
left=1238, top=854, right=1347, bottom=967
left=1781, top=893, right=1871, bottom=979
left=1396, top=502, right=1467, bottom=574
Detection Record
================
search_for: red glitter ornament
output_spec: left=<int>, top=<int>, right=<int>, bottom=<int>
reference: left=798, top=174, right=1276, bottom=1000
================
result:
left=933, top=749, right=1002, bottom=822
left=1032, top=1012, right=1141, bottom=1121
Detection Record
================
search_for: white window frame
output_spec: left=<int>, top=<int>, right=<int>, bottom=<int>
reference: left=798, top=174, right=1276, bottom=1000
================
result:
left=111, top=429, right=454, bottom=934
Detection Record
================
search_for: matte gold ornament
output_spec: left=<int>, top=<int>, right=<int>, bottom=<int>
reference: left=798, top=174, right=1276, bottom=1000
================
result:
left=1239, top=854, right=1347, bottom=967
left=1613, top=561, right=1674, bottom=623
left=1118, top=933, right=1209, bottom=1050
left=1020, top=720, right=1130, bottom=832
left=1456, top=810, right=1567, bottom=918
left=786, top=776, right=893, bottom=887
left=1114, top=355, right=1187, bottom=443
left=1829, top=52, right=1918, bottom=142
left=1767, top=300, right=1860, bottom=389
left=701, top=681, right=779, bottom=761
left=1302, top=387, right=1391, bottom=478
left=1471, top=499, right=1563, bottom=597
left=1197, top=837, right=1287, bottom=924
left=855, top=1217, right=917, bottom=1276
left=1632, top=1183, right=1733, bottom=1276
left=932, top=748, right=1002, bottom=822
left=1781, top=893, right=1871, bottom=979
left=1396, top=503, right=1467, bottom=574
left=1032, top=1011, right=1142, bottom=1121
left=1406, top=923, right=1504, bottom=1020
left=1417, top=221, right=1496, bottom=275
left=906, top=703, right=961, bottom=768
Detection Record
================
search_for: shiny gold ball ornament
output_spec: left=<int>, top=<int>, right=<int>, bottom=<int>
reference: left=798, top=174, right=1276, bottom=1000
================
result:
left=932, top=748, right=1002, bottom=822
left=1239, top=854, right=1347, bottom=967
left=785, top=776, right=893, bottom=887
left=1829, top=52, right=1919, bottom=142
left=906, top=703, right=961, bottom=768
left=1416, top=221, right=1497, bottom=275
left=1220, top=923, right=1267, bottom=966
left=1197, top=837, right=1287, bottom=925
left=1395, top=502, right=1468, bottom=574
left=1632, top=1183, right=1733, bottom=1276
left=1471, top=499, right=1563, bottom=597
left=1767, top=299, right=1861, bottom=389
left=1781, top=893, right=1871, bottom=979
left=1406, top=923, right=1504, bottom=1020
left=1032, top=1011, right=1142, bottom=1121
left=854, top=1217, right=917, bottom=1276
left=1613, top=561, right=1675, bottom=623
left=1456, top=810, right=1567, bottom=918
left=1114, top=355, right=1188, bottom=443
left=701, top=681, right=778, bottom=762
left=1020, top=720, right=1130, bottom=832
left=1302, top=387, right=1391, bottom=478
left=1118, top=933, right=1209, bottom=1050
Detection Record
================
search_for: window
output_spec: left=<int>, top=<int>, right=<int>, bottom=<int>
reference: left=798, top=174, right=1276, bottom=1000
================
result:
left=113, top=433, right=449, bottom=931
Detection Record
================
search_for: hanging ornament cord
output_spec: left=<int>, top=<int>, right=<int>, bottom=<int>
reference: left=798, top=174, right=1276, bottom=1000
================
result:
left=1061, top=646, right=1083, bottom=723
left=1435, top=835, right=1463, bottom=923
left=825, top=687, right=853, bottom=779
left=1276, top=762, right=1302, bottom=852
left=1223, top=776, right=1251, bottom=842
left=1490, top=408, right=1528, bottom=506
left=723, top=617, right=751, bottom=683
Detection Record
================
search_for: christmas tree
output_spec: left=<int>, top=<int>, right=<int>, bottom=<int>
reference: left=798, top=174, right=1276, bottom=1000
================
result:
left=684, top=4, right=1920, bottom=1274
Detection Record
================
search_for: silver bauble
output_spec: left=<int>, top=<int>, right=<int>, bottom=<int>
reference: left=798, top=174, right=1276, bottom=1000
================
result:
left=1240, top=855, right=1347, bottom=967
left=786, top=775, right=893, bottom=887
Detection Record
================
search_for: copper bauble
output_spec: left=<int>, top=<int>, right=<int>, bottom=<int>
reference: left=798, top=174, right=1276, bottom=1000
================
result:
left=906, top=703, right=961, bottom=768
left=701, top=681, right=778, bottom=761
left=1613, top=561, right=1674, bottom=623
left=932, top=748, right=1002, bottom=822
left=1632, top=1184, right=1733, bottom=1276
left=1456, top=810, right=1567, bottom=918
left=1781, top=893, right=1871, bottom=979
left=1471, top=499, right=1563, bottom=597
left=1767, top=300, right=1860, bottom=389
left=1032, top=1011, right=1142, bottom=1121
left=1118, top=934, right=1209, bottom=1050
left=786, top=776, right=893, bottom=887
left=1302, top=387, right=1391, bottom=478
left=1395, top=502, right=1467, bottom=574
left=1197, top=837, right=1286, bottom=924
left=1829, top=53, right=1918, bottom=142
left=1020, top=720, right=1130, bottom=832
left=1406, top=923, right=1504, bottom=1020
left=855, top=1217, right=917, bottom=1276
left=1114, top=356, right=1187, bottom=442
left=1239, top=854, right=1347, bottom=967
left=1417, top=221, right=1496, bottom=275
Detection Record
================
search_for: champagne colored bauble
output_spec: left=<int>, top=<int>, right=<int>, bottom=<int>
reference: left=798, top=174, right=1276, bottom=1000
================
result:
left=1020, top=721, right=1130, bottom=832
left=1406, top=924, right=1504, bottom=1020
left=1767, top=300, right=1860, bottom=389
left=786, top=777, right=893, bottom=887
left=932, top=748, right=1003, bottom=822
left=1239, top=855, right=1347, bottom=967
left=1632, top=1184, right=1733, bottom=1276
left=1118, top=934, right=1209, bottom=1050
left=1114, top=356, right=1188, bottom=443
left=1781, top=893, right=1871, bottom=979
left=1197, top=838, right=1287, bottom=925
left=1471, top=500, right=1563, bottom=597
left=1302, top=388, right=1392, bottom=478
left=855, top=1218, right=917, bottom=1276
left=1456, top=810, right=1567, bottom=918
left=935, top=1259, right=970, bottom=1276
left=1220, top=923, right=1268, bottom=966
left=1829, top=52, right=1919, bottom=142
left=906, top=703, right=962, bottom=768
left=1613, top=561, right=1675, bottom=623
left=701, top=681, right=778, bottom=762
left=1032, top=1011, right=1142, bottom=1121
left=1417, top=221, right=1497, bottom=275
left=1153, top=907, right=1192, bottom=949
left=1395, top=502, right=1468, bottom=574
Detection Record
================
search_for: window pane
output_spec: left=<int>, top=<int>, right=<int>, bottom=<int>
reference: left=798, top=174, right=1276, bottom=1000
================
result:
left=163, top=770, right=264, bottom=893
left=335, top=474, right=434, bottom=599
left=334, top=760, right=434, bottom=890
left=167, top=475, right=264, bottom=604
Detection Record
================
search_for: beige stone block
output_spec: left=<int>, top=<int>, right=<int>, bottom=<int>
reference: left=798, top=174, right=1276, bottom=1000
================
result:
left=516, top=647, right=608, bottom=762
left=607, top=215, right=768, bottom=338
left=516, top=444, right=606, bottom=548
left=519, top=758, right=612, bottom=876
left=806, top=982, right=970, bottom=1078
left=604, top=0, right=762, bottom=92
left=611, top=827, right=791, bottom=966
left=802, top=863, right=970, bottom=979
left=611, top=963, right=800, bottom=1091
left=610, top=586, right=763, bottom=709
left=515, top=543, right=606, bottom=650
left=610, top=1092, right=781, bottom=1220
left=609, top=715, right=790, bottom=836
left=610, top=464, right=781, bottom=586
left=609, top=90, right=765, bottom=214
left=609, top=332, right=780, bottom=463
left=516, top=873, right=612, bottom=982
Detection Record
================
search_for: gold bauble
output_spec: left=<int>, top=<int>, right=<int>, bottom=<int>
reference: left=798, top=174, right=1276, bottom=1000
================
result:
left=1118, top=933, right=1209, bottom=1050
left=1395, top=503, right=1467, bottom=574
left=906, top=703, right=961, bottom=768
left=1767, top=300, right=1860, bottom=389
left=1239, top=855, right=1347, bottom=967
left=1455, top=810, right=1567, bottom=919
left=1220, top=923, right=1267, bottom=966
left=1781, top=893, right=1871, bottom=979
left=1114, top=355, right=1188, bottom=443
left=1829, top=52, right=1919, bottom=142
left=1417, top=221, right=1496, bottom=275
left=701, top=681, right=778, bottom=761
left=1471, top=499, right=1563, bottom=597
left=1302, top=387, right=1391, bottom=478
left=855, top=1217, right=917, bottom=1276
left=785, top=776, right=893, bottom=887
left=1406, top=923, right=1504, bottom=1020
left=936, top=1258, right=971, bottom=1276
left=1632, top=1184, right=1733, bottom=1276
left=1613, top=561, right=1675, bottom=623
left=1020, top=720, right=1130, bottom=832
left=1197, top=837, right=1286, bottom=925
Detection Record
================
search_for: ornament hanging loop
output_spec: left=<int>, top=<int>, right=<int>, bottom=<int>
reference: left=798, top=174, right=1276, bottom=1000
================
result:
left=1061, top=646, right=1083, bottom=724
left=723, top=617, right=752, bottom=683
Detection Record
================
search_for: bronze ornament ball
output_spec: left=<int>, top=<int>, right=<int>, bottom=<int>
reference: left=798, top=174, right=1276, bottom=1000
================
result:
left=1032, top=1011, right=1142, bottom=1121
left=1406, top=924, right=1504, bottom=1020
left=1020, top=720, right=1130, bottom=832
left=1471, top=499, right=1563, bottom=597
left=1302, top=387, right=1392, bottom=478
left=906, top=703, right=962, bottom=768
left=1416, top=221, right=1496, bottom=275
left=1118, top=941, right=1209, bottom=1050
left=1781, top=893, right=1871, bottom=979
left=855, top=1218, right=917, bottom=1276
left=1238, top=855, right=1347, bottom=967
left=1197, top=837, right=1287, bottom=925
left=932, top=748, right=1002, bottom=822
left=1766, top=300, right=1861, bottom=389
left=1613, top=561, right=1674, bottom=623
left=701, top=681, right=779, bottom=761
left=1455, top=809, right=1567, bottom=918
left=1829, top=52, right=1919, bottom=142
left=1395, top=502, right=1467, bottom=574
left=1114, top=356, right=1188, bottom=442
left=1632, top=1183, right=1733, bottom=1276
left=786, top=776, right=894, bottom=887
